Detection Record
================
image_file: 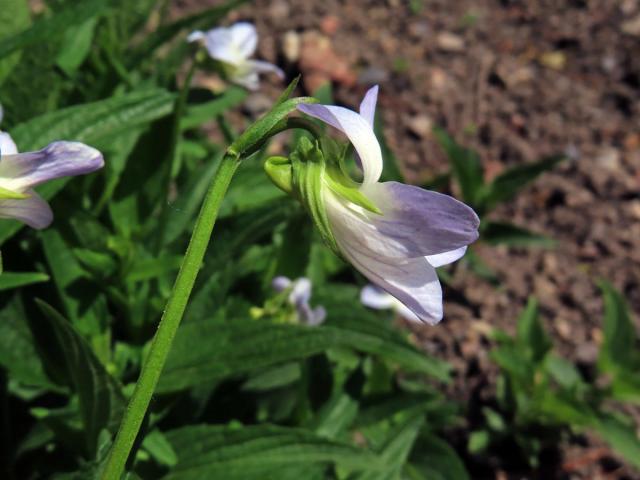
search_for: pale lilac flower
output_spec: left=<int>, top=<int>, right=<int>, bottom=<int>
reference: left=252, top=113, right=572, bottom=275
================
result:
left=272, top=276, right=326, bottom=326
left=297, top=86, right=479, bottom=324
left=360, top=284, right=420, bottom=322
left=0, top=141, right=104, bottom=229
left=188, top=22, right=284, bottom=91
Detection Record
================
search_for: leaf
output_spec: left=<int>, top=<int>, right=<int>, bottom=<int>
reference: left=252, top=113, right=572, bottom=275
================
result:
left=142, top=429, right=178, bottom=467
left=482, top=155, right=564, bottom=211
left=34, top=300, right=125, bottom=457
left=163, top=424, right=381, bottom=479
left=409, top=433, right=470, bottom=480
left=158, top=312, right=448, bottom=393
left=433, top=127, right=484, bottom=207
left=0, top=295, right=58, bottom=391
left=591, top=414, right=640, bottom=468
left=0, top=0, right=30, bottom=86
left=0, top=0, right=108, bottom=60
left=481, top=221, right=555, bottom=248
left=56, top=16, right=99, bottom=75
left=516, top=297, right=551, bottom=363
left=353, top=416, right=423, bottom=480
left=598, top=281, right=639, bottom=374
left=0, top=271, right=49, bottom=290
left=180, top=88, right=247, bottom=130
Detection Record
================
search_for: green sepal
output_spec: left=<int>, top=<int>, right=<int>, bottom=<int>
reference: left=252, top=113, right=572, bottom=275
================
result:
left=264, top=156, right=293, bottom=194
left=289, top=137, right=340, bottom=256
left=0, top=186, right=29, bottom=200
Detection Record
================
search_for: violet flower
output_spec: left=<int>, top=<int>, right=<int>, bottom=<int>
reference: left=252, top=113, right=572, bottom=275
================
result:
left=295, top=86, right=479, bottom=324
left=0, top=140, right=104, bottom=229
left=272, top=276, right=326, bottom=326
left=188, top=22, right=284, bottom=91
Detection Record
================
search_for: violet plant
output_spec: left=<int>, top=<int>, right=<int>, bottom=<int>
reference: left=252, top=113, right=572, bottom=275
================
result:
left=0, top=2, right=637, bottom=480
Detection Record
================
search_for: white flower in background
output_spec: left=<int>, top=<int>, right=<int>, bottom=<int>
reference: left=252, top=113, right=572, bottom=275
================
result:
left=272, top=276, right=326, bottom=326
left=0, top=103, right=18, bottom=158
left=188, top=22, right=284, bottom=90
left=294, top=86, right=480, bottom=324
left=0, top=139, right=104, bottom=229
left=360, top=284, right=420, bottom=322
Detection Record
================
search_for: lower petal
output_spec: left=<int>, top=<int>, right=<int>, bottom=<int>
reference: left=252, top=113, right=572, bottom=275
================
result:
left=426, top=246, right=467, bottom=268
left=0, top=190, right=53, bottom=229
left=0, top=141, right=103, bottom=191
left=336, top=226, right=443, bottom=324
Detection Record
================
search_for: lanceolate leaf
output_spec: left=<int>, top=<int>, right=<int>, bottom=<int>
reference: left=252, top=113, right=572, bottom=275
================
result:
left=163, top=424, right=381, bottom=479
left=0, top=0, right=30, bottom=86
left=0, top=0, right=108, bottom=60
left=34, top=300, right=125, bottom=458
left=158, top=313, right=448, bottom=394
left=0, top=271, right=49, bottom=291
left=481, top=221, right=555, bottom=248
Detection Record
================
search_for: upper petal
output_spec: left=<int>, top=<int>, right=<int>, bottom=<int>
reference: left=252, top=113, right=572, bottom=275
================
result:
left=361, top=181, right=480, bottom=258
left=0, top=131, right=18, bottom=156
left=297, top=104, right=383, bottom=186
left=229, top=22, right=258, bottom=58
left=0, top=189, right=53, bottom=229
left=203, top=27, right=241, bottom=64
left=0, top=141, right=103, bottom=192
left=359, top=85, right=379, bottom=127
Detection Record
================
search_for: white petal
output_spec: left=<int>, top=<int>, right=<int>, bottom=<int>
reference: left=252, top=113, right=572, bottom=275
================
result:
left=327, top=194, right=443, bottom=324
left=0, top=189, right=53, bottom=229
left=272, top=276, right=292, bottom=292
left=289, top=277, right=312, bottom=305
left=359, top=85, right=379, bottom=127
left=0, top=131, right=18, bottom=156
left=394, top=301, right=421, bottom=323
left=245, top=59, right=284, bottom=78
left=229, top=22, right=258, bottom=58
left=360, top=284, right=395, bottom=310
left=297, top=104, right=383, bottom=186
left=203, top=27, right=242, bottom=65
left=426, top=246, right=467, bottom=268
left=187, top=30, right=205, bottom=43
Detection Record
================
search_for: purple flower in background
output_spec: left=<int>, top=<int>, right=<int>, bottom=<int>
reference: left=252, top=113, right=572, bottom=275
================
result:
left=188, top=22, right=284, bottom=91
left=272, top=276, right=326, bottom=326
left=0, top=140, right=104, bottom=229
left=297, top=86, right=479, bottom=324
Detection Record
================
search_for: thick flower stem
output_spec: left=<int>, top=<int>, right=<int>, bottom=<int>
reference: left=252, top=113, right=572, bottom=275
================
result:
left=99, top=152, right=240, bottom=480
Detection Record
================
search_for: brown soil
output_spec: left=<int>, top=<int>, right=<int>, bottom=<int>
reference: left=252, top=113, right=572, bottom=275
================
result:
left=173, top=1, right=640, bottom=478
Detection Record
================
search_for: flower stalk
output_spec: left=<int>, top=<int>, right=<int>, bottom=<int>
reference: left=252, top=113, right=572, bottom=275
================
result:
left=99, top=151, right=240, bottom=479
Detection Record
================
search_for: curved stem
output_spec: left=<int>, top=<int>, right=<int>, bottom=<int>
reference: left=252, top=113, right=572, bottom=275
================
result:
left=99, top=152, right=240, bottom=480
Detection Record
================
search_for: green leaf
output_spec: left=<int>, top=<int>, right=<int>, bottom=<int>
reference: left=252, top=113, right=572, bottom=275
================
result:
left=159, top=311, right=448, bottom=393
left=516, top=297, right=551, bottom=363
left=409, top=433, right=470, bottom=480
left=0, top=295, right=58, bottom=390
left=164, top=424, right=381, bottom=479
left=34, top=300, right=125, bottom=457
left=0, top=0, right=30, bottom=85
left=0, top=0, right=108, bottom=60
left=142, top=429, right=178, bottom=467
left=591, top=414, right=640, bottom=468
left=0, top=271, right=49, bottom=291
left=56, top=16, right=99, bottom=75
left=433, top=127, right=484, bottom=206
left=598, top=281, right=639, bottom=374
left=482, top=155, right=564, bottom=211
left=353, top=416, right=423, bottom=480
left=481, top=221, right=555, bottom=248
left=180, top=88, right=247, bottom=130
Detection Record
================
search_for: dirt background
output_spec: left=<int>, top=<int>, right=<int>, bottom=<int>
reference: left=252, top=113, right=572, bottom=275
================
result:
left=173, top=0, right=640, bottom=478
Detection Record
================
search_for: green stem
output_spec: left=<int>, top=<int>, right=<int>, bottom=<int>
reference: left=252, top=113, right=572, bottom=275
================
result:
left=99, top=153, right=240, bottom=480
